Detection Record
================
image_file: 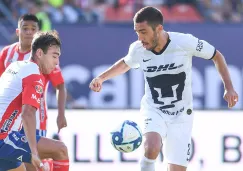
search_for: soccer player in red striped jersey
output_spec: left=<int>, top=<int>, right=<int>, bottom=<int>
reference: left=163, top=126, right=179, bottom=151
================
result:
left=0, top=30, right=69, bottom=171
left=0, top=14, right=67, bottom=170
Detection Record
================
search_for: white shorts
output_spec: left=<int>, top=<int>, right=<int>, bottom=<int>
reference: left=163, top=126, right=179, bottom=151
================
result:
left=141, top=108, right=193, bottom=167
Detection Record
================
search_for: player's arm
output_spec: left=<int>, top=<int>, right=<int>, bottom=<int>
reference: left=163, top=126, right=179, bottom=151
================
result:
left=22, top=74, right=44, bottom=155
left=186, top=34, right=238, bottom=108
left=98, top=58, right=131, bottom=82
left=90, top=42, right=140, bottom=92
left=56, top=83, right=66, bottom=116
left=211, top=50, right=238, bottom=107
left=22, top=104, right=38, bottom=155
left=56, top=83, right=67, bottom=132
left=89, top=58, right=130, bottom=92
left=48, top=66, right=67, bottom=132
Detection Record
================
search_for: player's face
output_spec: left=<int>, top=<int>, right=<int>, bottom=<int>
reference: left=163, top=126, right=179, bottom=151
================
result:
left=40, top=45, right=60, bottom=74
left=134, top=21, right=159, bottom=51
left=16, top=20, right=39, bottom=47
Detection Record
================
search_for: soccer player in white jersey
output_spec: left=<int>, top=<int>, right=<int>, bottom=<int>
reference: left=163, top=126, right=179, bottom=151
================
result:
left=89, top=6, right=238, bottom=171
left=0, top=30, right=69, bottom=171
left=0, top=14, right=67, bottom=171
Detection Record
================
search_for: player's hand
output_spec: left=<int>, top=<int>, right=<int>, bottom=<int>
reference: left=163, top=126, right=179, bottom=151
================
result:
left=89, top=77, right=103, bottom=92
left=224, top=89, right=238, bottom=108
left=31, top=154, right=47, bottom=171
left=57, top=114, right=67, bottom=133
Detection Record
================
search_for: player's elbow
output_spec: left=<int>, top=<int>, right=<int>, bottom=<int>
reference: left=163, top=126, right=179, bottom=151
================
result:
left=56, top=83, right=65, bottom=90
left=121, top=60, right=131, bottom=73
left=21, top=105, right=37, bottom=120
left=123, top=64, right=131, bottom=73
left=212, top=50, right=225, bottom=63
left=56, top=83, right=67, bottom=97
left=56, top=83, right=67, bottom=93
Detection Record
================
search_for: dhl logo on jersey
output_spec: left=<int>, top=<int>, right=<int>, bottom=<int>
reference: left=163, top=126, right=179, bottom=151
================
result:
left=35, top=85, right=43, bottom=94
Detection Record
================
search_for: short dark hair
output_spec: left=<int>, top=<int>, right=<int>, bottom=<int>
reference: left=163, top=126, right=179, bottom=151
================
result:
left=133, top=6, right=164, bottom=29
left=18, top=14, right=39, bottom=28
left=31, top=30, right=61, bottom=56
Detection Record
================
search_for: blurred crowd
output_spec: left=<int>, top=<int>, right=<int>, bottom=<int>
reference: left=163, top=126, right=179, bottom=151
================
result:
left=198, top=0, right=243, bottom=23
left=0, top=0, right=243, bottom=24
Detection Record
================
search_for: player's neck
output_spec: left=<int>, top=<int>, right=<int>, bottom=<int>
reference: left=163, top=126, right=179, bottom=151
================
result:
left=32, top=58, right=43, bottom=72
left=18, top=43, right=31, bottom=53
left=152, top=31, right=169, bottom=53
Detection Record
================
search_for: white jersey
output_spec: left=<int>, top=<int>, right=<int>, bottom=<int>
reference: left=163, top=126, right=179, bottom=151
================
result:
left=0, top=61, right=44, bottom=139
left=124, top=32, right=216, bottom=122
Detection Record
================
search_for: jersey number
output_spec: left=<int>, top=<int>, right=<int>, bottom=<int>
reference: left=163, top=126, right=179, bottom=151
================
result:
left=146, top=72, right=186, bottom=109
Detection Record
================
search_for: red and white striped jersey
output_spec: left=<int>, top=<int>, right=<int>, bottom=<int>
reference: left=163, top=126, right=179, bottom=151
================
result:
left=0, top=42, right=64, bottom=131
left=0, top=61, right=44, bottom=139
left=0, top=42, right=31, bottom=76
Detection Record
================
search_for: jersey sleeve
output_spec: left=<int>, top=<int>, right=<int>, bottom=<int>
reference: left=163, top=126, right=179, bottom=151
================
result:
left=22, top=74, right=44, bottom=109
left=0, top=46, right=8, bottom=76
left=183, top=34, right=216, bottom=60
left=123, top=41, right=140, bottom=68
left=46, top=65, right=64, bottom=87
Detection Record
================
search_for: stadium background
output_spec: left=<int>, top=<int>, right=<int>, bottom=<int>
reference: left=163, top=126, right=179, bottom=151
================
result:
left=0, top=0, right=242, bottom=170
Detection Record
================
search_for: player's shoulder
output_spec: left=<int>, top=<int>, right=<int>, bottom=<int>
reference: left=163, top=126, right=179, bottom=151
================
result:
left=129, top=40, right=143, bottom=51
left=128, top=41, right=144, bottom=56
left=10, top=60, right=40, bottom=77
left=20, top=60, right=39, bottom=71
left=168, top=32, right=195, bottom=42
left=0, top=44, right=11, bottom=55
left=1, top=45, right=10, bottom=53
left=168, top=32, right=198, bottom=51
left=1, top=42, right=18, bottom=52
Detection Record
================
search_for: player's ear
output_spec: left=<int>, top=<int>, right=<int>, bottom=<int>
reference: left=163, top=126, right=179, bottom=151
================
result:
left=155, top=25, right=162, bottom=36
left=36, top=49, right=43, bottom=58
left=16, top=28, right=19, bottom=37
left=158, top=25, right=163, bottom=32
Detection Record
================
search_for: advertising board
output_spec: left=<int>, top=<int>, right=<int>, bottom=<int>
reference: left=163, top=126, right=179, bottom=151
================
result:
left=46, top=110, right=243, bottom=171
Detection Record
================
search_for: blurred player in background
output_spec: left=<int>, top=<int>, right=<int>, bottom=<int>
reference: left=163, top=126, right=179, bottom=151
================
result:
left=0, top=14, right=67, bottom=170
left=0, top=30, right=69, bottom=171
left=89, top=6, right=238, bottom=171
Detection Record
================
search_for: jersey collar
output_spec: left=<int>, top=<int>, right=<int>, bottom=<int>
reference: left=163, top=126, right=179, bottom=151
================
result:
left=151, top=36, right=171, bottom=55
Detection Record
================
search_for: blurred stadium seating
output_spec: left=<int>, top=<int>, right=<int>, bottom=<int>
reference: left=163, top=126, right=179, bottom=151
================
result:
left=1, top=0, right=242, bottom=24
left=104, top=5, right=133, bottom=22
left=169, top=4, right=203, bottom=22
